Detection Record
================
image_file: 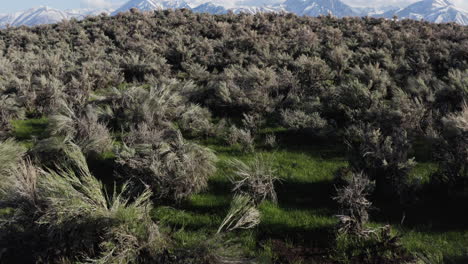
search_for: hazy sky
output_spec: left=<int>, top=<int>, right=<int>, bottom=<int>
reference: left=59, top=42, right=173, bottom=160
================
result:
left=1, top=0, right=467, bottom=13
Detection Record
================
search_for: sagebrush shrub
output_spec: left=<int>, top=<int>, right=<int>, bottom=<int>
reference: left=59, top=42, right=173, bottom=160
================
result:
left=226, top=125, right=255, bottom=153
left=179, top=104, right=213, bottom=137
left=431, top=102, right=468, bottom=193
left=280, top=109, right=327, bottom=131
left=48, top=104, right=113, bottom=155
left=116, top=128, right=217, bottom=202
left=345, top=124, right=416, bottom=200
left=333, top=171, right=374, bottom=236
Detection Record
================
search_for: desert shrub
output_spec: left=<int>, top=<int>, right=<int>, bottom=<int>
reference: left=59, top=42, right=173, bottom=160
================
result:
left=263, top=134, right=277, bottom=149
left=116, top=127, right=217, bottom=202
left=0, top=95, right=26, bottom=138
left=228, top=155, right=279, bottom=204
left=333, top=172, right=374, bottom=236
left=103, top=81, right=195, bottom=131
left=179, top=104, right=213, bottom=137
left=241, top=113, right=265, bottom=135
left=33, top=75, right=66, bottom=115
left=280, top=109, right=328, bottom=131
left=208, top=65, right=281, bottom=113
left=431, top=102, right=468, bottom=195
left=217, top=195, right=260, bottom=234
left=345, top=124, right=416, bottom=200
left=0, top=139, right=27, bottom=176
left=226, top=125, right=255, bottom=153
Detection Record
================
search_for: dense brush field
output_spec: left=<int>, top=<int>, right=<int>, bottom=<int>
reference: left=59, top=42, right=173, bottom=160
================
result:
left=0, top=8, right=467, bottom=264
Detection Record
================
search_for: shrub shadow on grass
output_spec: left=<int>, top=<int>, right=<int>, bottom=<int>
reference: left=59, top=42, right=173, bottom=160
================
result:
left=445, top=256, right=468, bottom=264
left=258, top=224, right=336, bottom=249
left=276, top=180, right=337, bottom=212
left=270, top=129, right=346, bottom=160
left=372, top=195, right=468, bottom=231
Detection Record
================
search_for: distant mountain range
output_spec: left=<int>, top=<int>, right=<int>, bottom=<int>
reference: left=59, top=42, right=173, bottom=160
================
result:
left=1, top=0, right=467, bottom=28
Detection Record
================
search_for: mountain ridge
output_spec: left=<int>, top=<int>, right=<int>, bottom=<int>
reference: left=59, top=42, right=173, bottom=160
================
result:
left=1, top=0, right=467, bottom=28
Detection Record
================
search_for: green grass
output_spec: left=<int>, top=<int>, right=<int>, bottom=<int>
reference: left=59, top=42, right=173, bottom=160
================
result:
left=7, top=120, right=467, bottom=262
left=10, top=117, right=48, bottom=142
left=401, top=229, right=468, bottom=261
left=151, top=131, right=467, bottom=262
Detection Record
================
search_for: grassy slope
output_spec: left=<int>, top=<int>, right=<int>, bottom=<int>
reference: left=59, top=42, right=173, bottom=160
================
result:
left=8, top=119, right=468, bottom=263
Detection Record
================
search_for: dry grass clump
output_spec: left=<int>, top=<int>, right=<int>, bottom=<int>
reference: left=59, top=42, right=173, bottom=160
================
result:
left=228, top=155, right=279, bottom=204
left=0, top=142, right=165, bottom=263
left=217, top=195, right=260, bottom=234
left=0, top=139, right=27, bottom=176
left=116, top=127, right=217, bottom=202
left=48, top=104, right=113, bottom=155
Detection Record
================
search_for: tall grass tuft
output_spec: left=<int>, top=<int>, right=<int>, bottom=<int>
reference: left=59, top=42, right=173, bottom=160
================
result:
left=217, top=195, right=260, bottom=234
left=0, top=139, right=27, bottom=200
left=228, top=154, right=279, bottom=204
left=1, top=142, right=164, bottom=262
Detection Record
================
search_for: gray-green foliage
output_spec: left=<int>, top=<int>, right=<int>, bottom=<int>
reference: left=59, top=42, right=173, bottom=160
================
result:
left=0, top=139, right=26, bottom=177
left=117, top=126, right=217, bottom=202
left=48, top=104, right=113, bottom=155
left=280, top=109, right=327, bottom=131
left=432, top=102, right=468, bottom=190
left=179, top=104, right=213, bottom=137
left=345, top=124, right=416, bottom=200
left=226, top=125, right=255, bottom=153
left=105, top=81, right=192, bottom=130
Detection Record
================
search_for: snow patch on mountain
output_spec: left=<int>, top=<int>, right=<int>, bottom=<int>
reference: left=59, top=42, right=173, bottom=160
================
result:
left=384, top=0, right=468, bottom=25
left=1, top=0, right=467, bottom=28
left=112, top=0, right=190, bottom=15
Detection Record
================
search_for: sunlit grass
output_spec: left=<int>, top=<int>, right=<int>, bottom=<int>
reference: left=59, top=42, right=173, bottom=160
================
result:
left=11, top=117, right=48, bottom=141
left=7, top=120, right=467, bottom=262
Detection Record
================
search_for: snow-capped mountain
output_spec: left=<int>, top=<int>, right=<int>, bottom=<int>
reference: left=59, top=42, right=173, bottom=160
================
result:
left=193, top=2, right=285, bottom=14
left=383, top=0, right=468, bottom=25
left=0, top=7, right=75, bottom=28
left=282, top=0, right=356, bottom=17
left=0, top=6, right=115, bottom=28
left=1, top=0, right=467, bottom=28
left=231, top=5, right=285, bottom=14
left=67, top=8, right=114, bottom=17
left=112, top=0, right=190, bottom=15
left=193, top=2, right=228, bottom=14
left=352, top=6, right=399, bottom=16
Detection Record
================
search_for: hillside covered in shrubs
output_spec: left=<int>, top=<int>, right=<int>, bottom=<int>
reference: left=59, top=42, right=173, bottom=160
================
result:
left=0, top=8, right=467, bottom=264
